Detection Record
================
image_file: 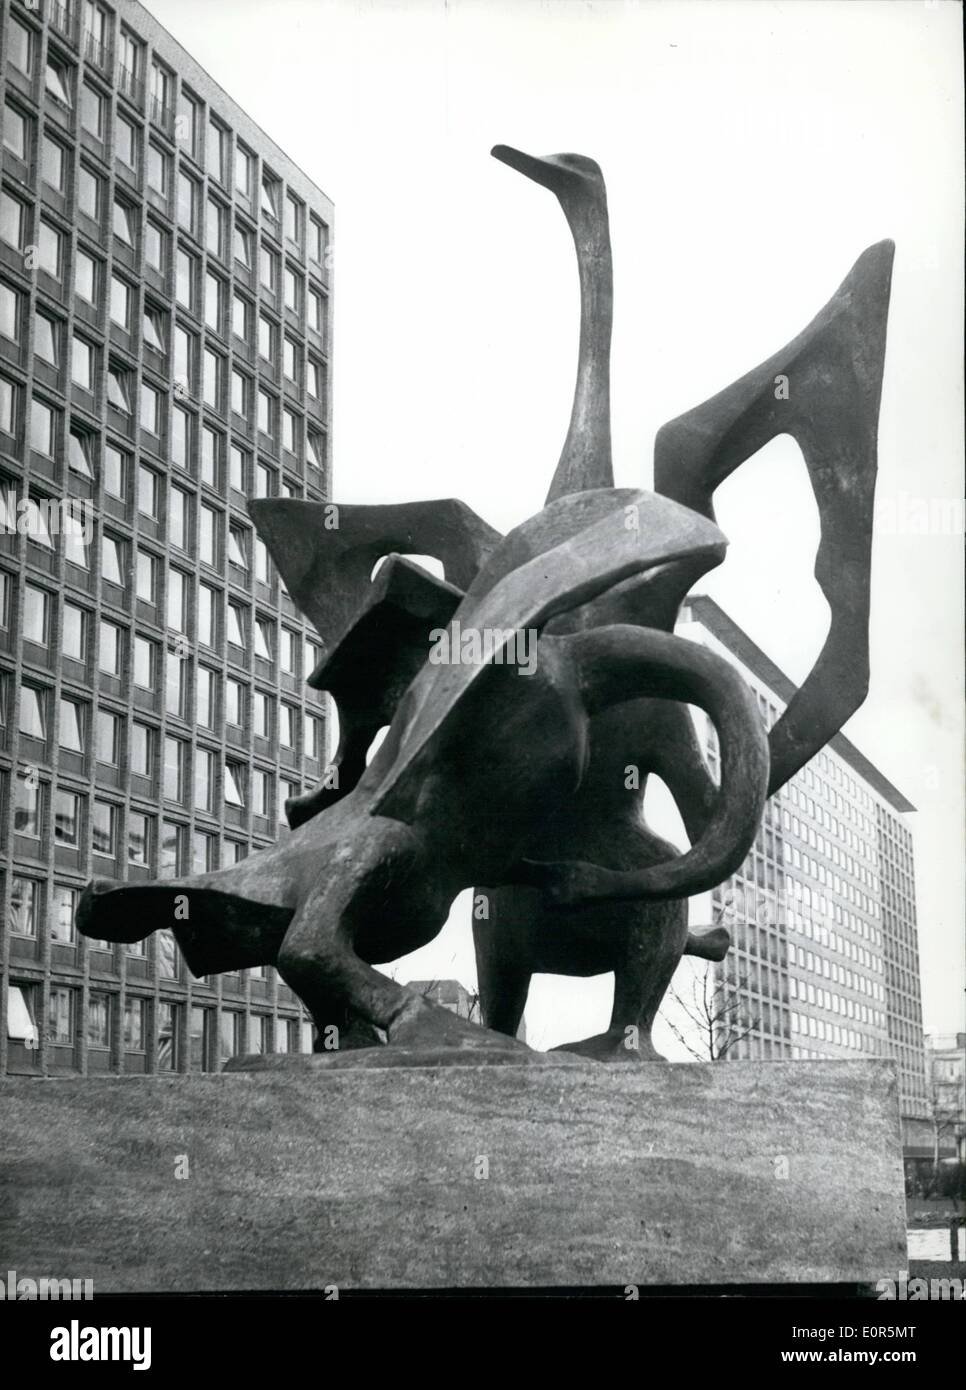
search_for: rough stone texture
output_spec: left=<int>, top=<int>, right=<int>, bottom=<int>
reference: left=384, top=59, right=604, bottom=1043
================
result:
left=0, top=1060, right=905, bottom=1291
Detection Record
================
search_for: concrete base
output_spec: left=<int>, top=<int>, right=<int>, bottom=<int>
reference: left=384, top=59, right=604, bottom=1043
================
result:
left=0, top=1060, right=906, bottom=1290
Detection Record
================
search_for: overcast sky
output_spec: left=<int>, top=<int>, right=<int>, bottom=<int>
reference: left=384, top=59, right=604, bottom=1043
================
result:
left=145, top=0, right=964, bottom=1047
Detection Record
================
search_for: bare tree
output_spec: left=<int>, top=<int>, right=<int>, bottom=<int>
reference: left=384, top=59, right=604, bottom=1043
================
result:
left=664, top=962, right=760, bottom=1061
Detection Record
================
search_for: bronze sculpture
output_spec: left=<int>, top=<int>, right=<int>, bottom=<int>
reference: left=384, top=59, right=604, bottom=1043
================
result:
left=76, top=146, right=894, bottom=1063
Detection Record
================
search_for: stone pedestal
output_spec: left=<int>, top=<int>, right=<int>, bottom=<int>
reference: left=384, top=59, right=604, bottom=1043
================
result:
left=0, top=1059, right=906, bottom=1290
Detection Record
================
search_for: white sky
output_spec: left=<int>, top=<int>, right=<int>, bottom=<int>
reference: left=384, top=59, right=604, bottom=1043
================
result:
left=146, top=0, right=964, bottom=1046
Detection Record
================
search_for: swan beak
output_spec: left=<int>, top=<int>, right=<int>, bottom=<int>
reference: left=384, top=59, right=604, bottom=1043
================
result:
left=491, top=144, right=578, bottom=194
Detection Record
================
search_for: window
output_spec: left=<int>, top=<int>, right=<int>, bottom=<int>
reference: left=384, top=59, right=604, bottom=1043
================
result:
left=176, top=89, right=197, bottom=157
left=113, top=198, right=136, bottom=246
left=227, top=603, right=246, bottom=649
left=196, top=667, right=214, bottom=727
left=145, top=220, right=166, bottom=272
left=194, top=747, right=213, bottom=812
left=200, top=426, right=219, bottom=486
left=124, top=998, right=147, bottom=1052
left=110, top=275, right=131, bottom=328
left=130, top=721, right=155, bottom=777
left=98, top=620, right=123, bottom=676
left=136, top=466, right=158, bottom=520
left=307, top=358, right=324, bottom=400
left=160, top=820, right=183, bottom=877
left=258, top=314, right=275, bottom=360
left=143, top=305, right=166, bottom=353
left=96, top=708, right=120, bottom=764
left=46, top=57, right=73, bottom=108
left=164, top=735, right=185, bottom=802
left=234, top=224, right=253, bottom=268
left=280, top=704, right=297, bottom=749
left=136, top=549, right=157, bottom=603
left=177, top=172, right=197, bottom=232
left=92, top=799, right=117, bottom=855
left=150, top=60, right=171, bottom=114
left=48, top=987, right=75, bottom=1046
left=1, top=283, right=20, bottom=343
left=254, top=618, right=274, bottom=662
left=169, top=487, right=188, bottom=550
left=173, top=324, right=193, bottom=393
left=42, top=134, right=67, bottom=189
left=75, top=248, right=97, bottom=304
left=34, top=312, right=60, bottom=366
left=53, top=788, right=81, bottom=845
left=254, top=463, right=272, bottom=498
left=2, top=104, right=28, bottom=161
left=140, top=382, right=162, bottom=435
left=259, top=246, right=277, bottom=290
left=68, top=335, right=93, bottom=392
left=305, top=714, right=322, bottom=760
left=257, top=389, right=275, bottom=437
left=230, top=368, right=248, bottom=416
left=232, top=293, right=250, bottom=341
left=253, top=690, right=270, bottom=739
left=198, top=505, right=217, bottom=567
left=59, top=699, right=85, bottom=753
left=52, top=886, right=77, bottom=944
left=19, top=684, right=46, bottom=740
left=175, top=248, right=195, bottom=308
left=87, top=992, right=112, bottom=1048
left=38, top=221, right=63, bottom=279
left=207, top=118, right=226, bottom=182
left=133, top=635, right=156, bottom=689
left=206, top=198, right=224, bottom=257
left=158, top=1001, right=179, bottom=1069
left=252, top=769, right=270, bottom=817
left=204, top=272, right=223, bottom=331
left=235, top=144, right=252, bottom=196
left=23, top=585, right=50, bottom=645
left=171, top=407, right=191, bottom=469
left=1, top=191, right=26, bottom=251
left=282, top=410, right=298, bottom=454
left=30, top=399, right=55, bottom=455
left=165, top=645, right=185, bottom=718
left=228, top=527, right=250, bottom=570
left=283, top=337, right=298, bottom=382
left=202, top=349, right=222, bottom=408
left=255, top=538, right=271, bottom=584
left=147, top=142, right=168, bottom=195
left=261, top=173, right=280, bottom=219
left=308, top=289, right=324, bottom=334
left=126, top=808, right=150, bottom=867
left=310, top=215, right=328, bottom=265
left=285, top=193, right=303, bottom=246
left=225, top=678, right=243, bottom=726
left=68, top=426, right=95, bottom=477
left=14, top=776, right=43, bottom=838
left=7, top=18, right=33, bottom=76
left=167, top=568, right=187, bottom=633
left=107, top=365, right=132, bottom=414
left=283, top=266, right=301, bottom=314
left=81, top=83, right=105, bottom=137
left=63, top=603, right=88, bottom=661
left=104, top=444, right=127, bottom=499
left=115, top=114, right=137, bottom=169
left=224, top=762, right=245, bottom=806
left=229, top=445, right=247, bottom=491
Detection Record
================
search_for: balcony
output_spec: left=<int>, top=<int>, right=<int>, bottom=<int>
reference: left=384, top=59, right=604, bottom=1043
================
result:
left=150, top=96, right=174, bottom=135
left=83, top=29, right=108, bottom=70
left=118, top=65, right=144, bottom=108
left=50, top=2, right=78, bottom=45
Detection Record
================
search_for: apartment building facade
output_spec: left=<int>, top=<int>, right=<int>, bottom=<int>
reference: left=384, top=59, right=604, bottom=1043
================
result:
left=673, top=596, right=929, bottom=1129
left=0, top=0, right=332, bottom=1076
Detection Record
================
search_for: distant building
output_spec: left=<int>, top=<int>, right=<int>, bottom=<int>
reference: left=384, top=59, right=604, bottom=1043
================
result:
left=905, top=1033, right=966, bottom=1178
left=1, top=0, right=332, bottom=1075
left=662, top=598, right=928, bottom=1142
left=409, top=978, right=526, bottom=1044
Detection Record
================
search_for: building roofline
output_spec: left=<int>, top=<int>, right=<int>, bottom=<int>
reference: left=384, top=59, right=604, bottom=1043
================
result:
left=686, top=595, right=917, bottom=814
left=124, top=0, right=334, bottom=211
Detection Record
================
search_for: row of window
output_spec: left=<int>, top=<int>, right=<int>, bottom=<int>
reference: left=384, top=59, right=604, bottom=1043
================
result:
left=790, top=1011, right=877, bottom=1052
left=9, top=774, right=300, bottom=859
left=1, top=572, right=323, bottom=681
left=6, top=674, right=322, bottom=765
left=6, top=981, right=309, bottom=1066
left=789, top=974, right=884, bottom=1030
left=6, top=7, right=329, bottom=264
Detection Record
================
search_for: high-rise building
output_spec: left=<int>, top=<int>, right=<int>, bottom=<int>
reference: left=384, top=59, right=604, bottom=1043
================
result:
left=662, top=597, right=928, bottom=1133
left=0, top=0, right=332, bottom=1076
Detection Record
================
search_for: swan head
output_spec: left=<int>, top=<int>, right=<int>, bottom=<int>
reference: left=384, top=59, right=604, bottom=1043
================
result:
left=491, top=145, right=604, bottom=205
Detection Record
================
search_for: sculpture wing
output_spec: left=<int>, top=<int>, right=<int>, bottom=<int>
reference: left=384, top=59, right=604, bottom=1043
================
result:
left=371, top=490, right=727, bottom=823
left=653, top=240, right=895, bottom=794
